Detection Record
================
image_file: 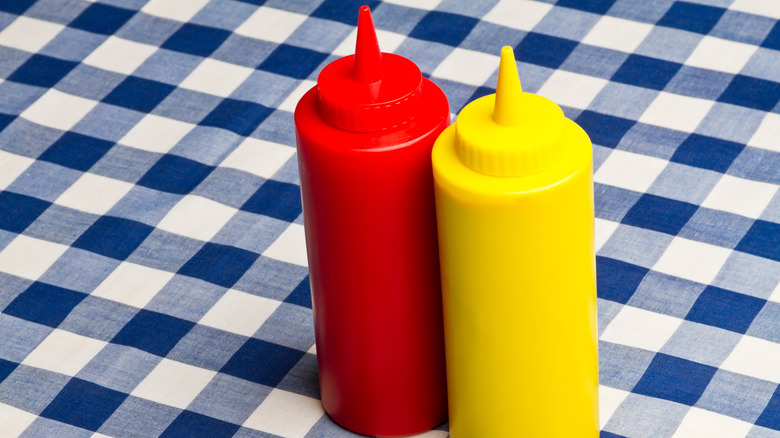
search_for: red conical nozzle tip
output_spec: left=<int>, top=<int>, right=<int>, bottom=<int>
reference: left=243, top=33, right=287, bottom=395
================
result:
left=353, top=5, right=382, bottom=83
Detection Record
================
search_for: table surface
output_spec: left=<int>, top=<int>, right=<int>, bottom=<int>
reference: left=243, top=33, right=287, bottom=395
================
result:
left=0, top=0, right=778, bottom=437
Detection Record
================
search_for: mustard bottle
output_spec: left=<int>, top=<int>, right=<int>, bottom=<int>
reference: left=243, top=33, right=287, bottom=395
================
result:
left=432, top=46, right=598, bottom=437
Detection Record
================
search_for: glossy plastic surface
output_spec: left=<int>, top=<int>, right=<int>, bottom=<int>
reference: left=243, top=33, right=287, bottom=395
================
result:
left=432, top=47, right=599, bottom=437
left=294, top=6, right=450, bottom=436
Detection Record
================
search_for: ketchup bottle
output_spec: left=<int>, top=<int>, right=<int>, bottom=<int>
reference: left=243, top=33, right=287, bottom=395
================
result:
left=294, top=6, right=449, bottom=435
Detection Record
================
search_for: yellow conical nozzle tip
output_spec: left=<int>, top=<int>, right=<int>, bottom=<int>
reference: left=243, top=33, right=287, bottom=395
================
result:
left=493, top=46, right=523, bottom=126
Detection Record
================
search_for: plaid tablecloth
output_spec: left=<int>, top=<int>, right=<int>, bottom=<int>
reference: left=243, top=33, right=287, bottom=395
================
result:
left=0, top=0, right=778, bottom=437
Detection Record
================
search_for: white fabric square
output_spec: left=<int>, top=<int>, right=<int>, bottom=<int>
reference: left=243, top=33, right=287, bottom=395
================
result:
left=721, top=335, right=780, bottom=383
left=180, top=59, right=254, bottom=98
left=483, top=0, right=552, bottom=31
left=770, top=281, right=780, bottom=304
left=91, top=261, right=174, bottom=308
left=538, top=70, right=608, bottom=109
left=220, top=137, right=295, bottom=179
left=672, top=407, right=752, bottom=438
left=157, top=195, right=237, bottom=242
left=244, top=389, right=324, bottom=438
left=235, top=6, right=308, bottom=43
left=0, top=150, right=34, bottom=191
left=701, top=174, right=778, bottom=219
left=653, top=237, right=732, bottom=285
left=83, top=36, right=157, bottom=75
left=22, top=329, right=107, bottom=376
left=198, top=289, right=280, bottom=336
left=277, top=80, right=316, bottom=112
left=383, top=0, right=443, bottom=8
left=0, top=16, right=64, bottom=53
left=582, top=16, right=653, bottom=53
left=131, top=358, right=216, bottom=409
left=747, top=113, right=780, bottom=152
left=263, top=223, right=308, bottom=267
left=639, top=92, right=714, bottom=133
left=432, top=48, right=499, bottom=86
left=20, top=89, right=97, bottom=132
left=685, top=36, right=757, bottom=74
left=601, top=305, right=683, bottom=352
left=595, top=218, right=620, bottom=252
left=0, top=235, right=68, bottom=281
left=594, top=149, right=667, bottom=193
left=0, top=402, right=38, bottom=436
left=140, top=0, right=210, bottom=22
left=730, top=0, right=780, bottom=20
left=405, top=432, right=449, bottom=438
left=600, top=385, right=630, bottom=429
left=119, top=114, right=194, bottom=154
left=332, top=28, right=406, bottom=57
left=55, top=173, right=134, bottom=216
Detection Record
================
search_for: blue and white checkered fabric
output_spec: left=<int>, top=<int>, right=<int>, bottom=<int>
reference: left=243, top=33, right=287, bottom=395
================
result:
left=0, top=0, right=777, bottom=436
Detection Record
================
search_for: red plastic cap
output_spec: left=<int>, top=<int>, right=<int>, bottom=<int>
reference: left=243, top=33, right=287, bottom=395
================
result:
left=316, top=6, right=422, bottom=132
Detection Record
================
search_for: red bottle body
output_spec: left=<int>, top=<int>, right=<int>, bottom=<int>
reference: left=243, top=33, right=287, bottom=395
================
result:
left=294, top=78, right=450, bottom=435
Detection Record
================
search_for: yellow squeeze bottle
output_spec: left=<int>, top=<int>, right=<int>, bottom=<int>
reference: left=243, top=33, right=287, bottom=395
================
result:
left=432, top=46, right=598, bottom=437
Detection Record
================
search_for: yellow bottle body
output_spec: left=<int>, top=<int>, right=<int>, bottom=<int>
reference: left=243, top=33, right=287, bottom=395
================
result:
left=432, top=115, right=598, bottom=437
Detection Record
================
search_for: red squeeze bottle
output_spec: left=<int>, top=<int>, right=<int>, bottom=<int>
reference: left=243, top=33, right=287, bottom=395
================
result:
left=294, top=5, right=450, bottom=436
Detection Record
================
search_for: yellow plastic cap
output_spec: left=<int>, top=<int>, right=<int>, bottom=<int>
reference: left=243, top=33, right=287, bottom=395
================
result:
left=455, top=46, right=566, bottom=177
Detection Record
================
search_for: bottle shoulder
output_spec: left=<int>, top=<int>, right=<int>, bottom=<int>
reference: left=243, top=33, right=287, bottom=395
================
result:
left=432, top=118, right=593, bottom=199
left=295, top=78, right=450, bottom=152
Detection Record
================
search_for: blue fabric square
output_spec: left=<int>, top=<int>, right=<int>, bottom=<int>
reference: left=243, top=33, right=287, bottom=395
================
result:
left=162, top=23, right=231, bottom=57
left=0, top=113, right=14, bottom=132
left=409, top=11, right=479, bottom=47
left=670, top=134, right=743, bottom=173
left=7, top=54, right=78, bottom=88
left=611, top=55, right=681, bottom=90
left=310, top=0, right=380, bottom=25
left=0, top=0, right=35, bottom=14
left=0, top=191, right=50, bottom=233
left=596, top=256, right=648, bottom=304
left=601, top=433, right=627, bottom=438
left=622, top=194, right=698, bottom=235
left=736, top=220, right=780, bottom=262
left=664, top=66, right=733, bottom=101
left=657, top=2, right=725, bottom=35
left=557, top=0, right=616, bottom=15
left=468, top=86, right=495, bottom=105
left=241, top=180, right=302, bottom=222
left=137, top=155, right=213, bottom=195
left=161, top=411, right=240, bottom=438
left=40, top=378, right=128, bottom=431
left=69, top=3, right=135, bottom=35
left=200, top=98, right=273, bottom=136
left=103, top=76, right=175, bottom=113
left=258, top=44, right=329, bottom=79
left=633, top=353, right=717, bottom=406
left=515, top=33, right=577, bottom=69
left=38, top=132, right=114, bottom=172
left=220, top=338, right=305, bottom=386
left=718, top=75, right=780, bottom=112
left=761, top=20, right=780, bottom=51
left=178, top=243, right=259, bottom=288
left=575, top=111, right=635, bottom=148
left=3, top=282, right=86, bottom=328
left=686, top=286, right=766, bottom=334
left=285, top=276, right=312, bottom=308
left=73, top=216, right=154, bottom=260
left=111, top=309, right=195, bottom=356
left=756, top=386, right=780, bottom=431
left=0, top=358, right=17, bottom=383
